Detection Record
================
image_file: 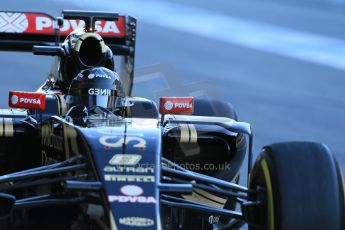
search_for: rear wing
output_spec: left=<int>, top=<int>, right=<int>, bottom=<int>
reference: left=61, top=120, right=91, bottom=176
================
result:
left=0, top=11, right=136, bottom=95
left=0, top=11, right=135, bottom=54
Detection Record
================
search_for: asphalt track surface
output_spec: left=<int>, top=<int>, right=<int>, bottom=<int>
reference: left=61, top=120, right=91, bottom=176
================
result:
left=1, top=0, right=345, bottom=228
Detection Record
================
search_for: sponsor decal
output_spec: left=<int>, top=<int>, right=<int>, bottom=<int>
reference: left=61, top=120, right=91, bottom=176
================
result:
left=41, top=123, right=64, bottom=151
left=159, top=97, right=194, bottom=114
left=19, top=98, right=41, bottom=104
left=100, top=136, right=146, bottom=150
left=208, top=215, right=220, bottom=224
left=164, top=101, right=174, bottom=111
left=88, top=73, right=112, bottom=80
left=108, top=195, right=156, bottom=203
left=9, top=91, right=46, bottom=110
left=121, top=185, right=143, bottom=196
left=41, top=122, right=78, bottom=160
left=104, top=166, right=154, bottom=174
left=88, top=88, right=111, bottom=96
left=0, top=12, right=126, bottom=37
left=10, top=95, right=18, bottom=105
left=119, top=217, right=154, bottom=227
left=104, top=174, right=155, bottom=182
left=108, top=185, right=156, bottom=204
left=0, top=13, right=28, bottom=33
left=109, top=154, right=142, bottom=165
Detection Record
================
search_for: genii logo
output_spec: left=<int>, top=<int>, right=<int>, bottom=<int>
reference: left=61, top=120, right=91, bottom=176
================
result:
left=88, top=88, right=111, bottom=96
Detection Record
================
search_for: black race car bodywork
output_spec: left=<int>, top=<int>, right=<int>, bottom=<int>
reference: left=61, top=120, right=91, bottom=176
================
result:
left=0, top=10, right=344, bottom=230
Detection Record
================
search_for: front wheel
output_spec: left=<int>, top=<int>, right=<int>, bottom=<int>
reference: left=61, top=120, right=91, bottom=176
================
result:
left=249, top=141, right=345, bottom=230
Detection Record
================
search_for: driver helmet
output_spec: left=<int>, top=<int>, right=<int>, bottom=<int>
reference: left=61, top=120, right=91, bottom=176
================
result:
left=60, top=28, right=115, bottom=83
left=66, top=67, right=125, bottom=111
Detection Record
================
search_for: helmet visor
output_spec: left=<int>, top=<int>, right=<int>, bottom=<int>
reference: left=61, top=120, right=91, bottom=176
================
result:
left=67, top=94, right=126, bottom=109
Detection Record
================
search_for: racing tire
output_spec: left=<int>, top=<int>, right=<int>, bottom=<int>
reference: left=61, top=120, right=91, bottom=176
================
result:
left=249, top=142, right=345, bottom=230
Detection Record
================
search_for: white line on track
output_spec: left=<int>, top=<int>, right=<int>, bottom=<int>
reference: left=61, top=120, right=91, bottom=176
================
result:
left=57, top=0, right=345, bottom=70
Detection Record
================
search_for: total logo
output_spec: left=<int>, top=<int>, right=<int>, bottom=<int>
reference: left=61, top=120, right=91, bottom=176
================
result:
left=108, top=185, right=156, bottom=204
left=88, top=73, right=112, bottom=80
left=119, top=217, right=154, bottom=227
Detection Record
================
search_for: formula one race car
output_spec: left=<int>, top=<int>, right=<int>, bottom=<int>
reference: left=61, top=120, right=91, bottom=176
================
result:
left=0, top=10, right=344, bottom=230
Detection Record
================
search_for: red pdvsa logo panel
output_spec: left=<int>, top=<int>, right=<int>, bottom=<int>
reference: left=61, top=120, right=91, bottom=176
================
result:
left=159, top=97, right=194, bottom=115
left=0, top=13, right=28, bottom=33
left=9, top=91, right=46, bottom=110
left=0, top=12, right=126, bottom=37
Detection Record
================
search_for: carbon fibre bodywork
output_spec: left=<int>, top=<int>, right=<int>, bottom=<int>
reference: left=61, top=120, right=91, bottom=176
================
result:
left=0, top=94, right=248, bottom=229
